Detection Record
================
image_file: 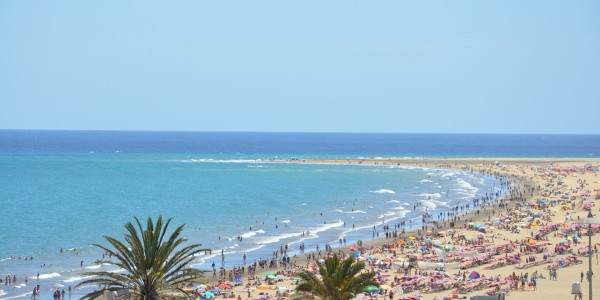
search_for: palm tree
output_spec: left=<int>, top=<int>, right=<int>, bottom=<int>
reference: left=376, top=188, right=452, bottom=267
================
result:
left=76, top=216, right=208, bottom=299
left=295, top=255, right=378, bottom=300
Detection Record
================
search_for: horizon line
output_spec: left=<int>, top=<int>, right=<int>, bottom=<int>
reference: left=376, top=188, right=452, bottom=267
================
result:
left=1, top=128, right=599, bottom=135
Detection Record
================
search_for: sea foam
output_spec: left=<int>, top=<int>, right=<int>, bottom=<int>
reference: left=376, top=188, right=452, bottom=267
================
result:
left=36, top=272, right=61, bottom=280
left=370, top=189, right=395, bottom=194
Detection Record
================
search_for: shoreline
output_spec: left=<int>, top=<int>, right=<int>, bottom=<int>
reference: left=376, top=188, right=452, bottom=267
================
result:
left=197, top=157, right=600, bottom=300
left=2, top=157, right=599, bottom=300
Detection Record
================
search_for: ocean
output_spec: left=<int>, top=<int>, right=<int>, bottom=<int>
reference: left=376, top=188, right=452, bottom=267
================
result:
left=1, top=130, right=599, bottom=299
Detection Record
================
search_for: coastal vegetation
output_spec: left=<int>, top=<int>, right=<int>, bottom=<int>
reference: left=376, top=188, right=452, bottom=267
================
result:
left=294, top=255, right=378, bottom=300
left=76, top=216, right=207, bottom=299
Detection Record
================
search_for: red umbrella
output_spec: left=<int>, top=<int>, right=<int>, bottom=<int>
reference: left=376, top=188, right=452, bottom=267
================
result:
left=218, top=283, right=231, bottom=289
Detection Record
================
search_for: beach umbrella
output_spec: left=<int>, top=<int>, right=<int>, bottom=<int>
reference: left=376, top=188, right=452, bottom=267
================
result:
left=408, top=236, right=416, bottom=240
left=380, top=284, right=392, bottom=290
left=468, top=271, right=480, bottom=279
left=397, top=240, right=405, bottom=245
left=218, top=283, right=230, bottom=289
left=257, top=285, right=271, bottom=290
left=203, top=291, right=214, bottom=298
left=267, top=274, right=277, bottom=280
left=353, top=251, right=360, bottom=257
left=318, top=259, right=325, bottom=263
left=277, top=274, right=286, bottom=280
left=366, top=285, right=379, bottom=292
left=425, top=238, right=432, bottom=242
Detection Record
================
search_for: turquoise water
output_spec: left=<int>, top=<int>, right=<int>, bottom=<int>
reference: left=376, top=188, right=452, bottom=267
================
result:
left=5, top=130, right=588, bottom=299
left=0, top=153, right=502, bottom=299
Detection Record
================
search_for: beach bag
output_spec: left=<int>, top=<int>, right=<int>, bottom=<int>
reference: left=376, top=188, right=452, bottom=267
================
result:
left=571, top=282, right=581, bottom=294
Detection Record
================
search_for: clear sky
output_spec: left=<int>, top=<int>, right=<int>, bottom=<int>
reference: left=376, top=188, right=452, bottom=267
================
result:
left=1, top=1, right=599, bottom=134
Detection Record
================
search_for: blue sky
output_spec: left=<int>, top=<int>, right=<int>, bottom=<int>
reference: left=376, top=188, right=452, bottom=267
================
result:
left=1, top=1, right=599, bottom=134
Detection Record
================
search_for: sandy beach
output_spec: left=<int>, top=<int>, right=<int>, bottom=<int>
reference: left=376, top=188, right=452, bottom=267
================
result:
left=191, top=158, right=600, bottom=300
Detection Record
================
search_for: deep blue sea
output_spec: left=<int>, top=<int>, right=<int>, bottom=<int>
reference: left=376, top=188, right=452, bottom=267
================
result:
left=1, top=131, right=599, bottom=299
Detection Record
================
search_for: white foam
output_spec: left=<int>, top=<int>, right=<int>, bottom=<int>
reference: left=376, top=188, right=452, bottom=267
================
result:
left=370, top=189, right=396, bottom=194
left=63, top=275, right=94, bottom=283
left=378, top=212, right=396, bottom=218
left=418, top=179, right=432, bottom=183
left=85, top=265, right=101, bottom=270
left=417, top=193, right=442, bottom=198
left=281, top=219, right=291, bottom=224
left=419, top=200, right=437, bottom=210
left=174, top=158, right=267, bottom=164
left=0, top=290, right=6, bottom=297
left=392, top=206, right=406, bottom=210
left=456, top=178, right=477, bottom=190
left=386, top=200, right=401, bottom=203
left=253, top=232, right=303, bottom=245
left=239, top=229, right=265, bottom=239
left=0, top=291, right=29, bottom=299
left=335, top=209, right=366, bottom=214
left=36, top=272, right=61, bottom=279
left=307, top=220, right=344, bottom=237
left=301, top=203, right=308, bottom=206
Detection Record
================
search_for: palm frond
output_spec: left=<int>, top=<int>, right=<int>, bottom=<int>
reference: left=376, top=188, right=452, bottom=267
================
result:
left=295, top=254, right=378, bottom=300
left=76, top=216, right=206, bottom=299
